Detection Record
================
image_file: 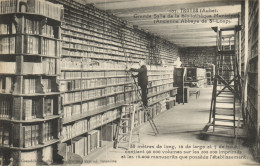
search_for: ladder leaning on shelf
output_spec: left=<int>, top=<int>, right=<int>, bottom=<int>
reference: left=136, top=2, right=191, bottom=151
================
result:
left=114, top=71, right=159, bottom=149
left=128, top=71, right=159, bottom=136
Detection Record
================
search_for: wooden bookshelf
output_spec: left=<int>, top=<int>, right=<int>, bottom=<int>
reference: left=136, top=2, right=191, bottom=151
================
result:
left=0, top=0, right=63, bottom=165
left=245, top=0, right=260, bottom=159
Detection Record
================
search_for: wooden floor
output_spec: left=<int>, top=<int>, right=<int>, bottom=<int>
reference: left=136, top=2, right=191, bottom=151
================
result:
left=83, top=86, right=259, bottom=166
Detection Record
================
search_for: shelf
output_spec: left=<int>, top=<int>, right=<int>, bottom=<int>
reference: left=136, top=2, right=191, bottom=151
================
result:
left=61, top=68, right=126, bottom=71
left=0, top=33, right=61, bottom=41
left=11, top=92, right=61, bottom=97
left=148, top=87, right=175, bottom=98
left=0, top=139, right=60, bottom=150
left=61, top=82, right=129, bottom=93
left=62, top=102, right=125, bottom=125
left=148, top=96, right=168, bottom=106
left=0, top=73, right=60, bottom=77
left=0, top=53, right=59, bottom=58
left=0, top=115, right=61, bottom=123
left=59, top=75, right=127, bottom=81
left=0, top=12, right=62, bottom=22
left=61, top=114, right=120, bottom=143
left=63, top=91, right=125, bottom=105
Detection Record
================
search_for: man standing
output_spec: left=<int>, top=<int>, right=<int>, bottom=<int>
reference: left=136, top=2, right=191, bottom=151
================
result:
left=129, top=61, right=148, bottom=107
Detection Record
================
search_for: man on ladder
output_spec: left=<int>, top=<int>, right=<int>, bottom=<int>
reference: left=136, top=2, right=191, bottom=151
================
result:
left=127, top=60, right=159, bottom=136
left=128, top=60, right=148, bottom=107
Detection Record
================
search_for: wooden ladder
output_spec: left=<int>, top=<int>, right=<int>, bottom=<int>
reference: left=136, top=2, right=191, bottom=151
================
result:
left=114, top=104, right=140, bottom=149
left=129, top=71, right=159, bottom=135
left=202, top=26, right=244, bottom=138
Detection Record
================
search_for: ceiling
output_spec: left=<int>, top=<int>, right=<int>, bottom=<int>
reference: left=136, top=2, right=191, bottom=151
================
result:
left=83, top=0, right=242, bottom=47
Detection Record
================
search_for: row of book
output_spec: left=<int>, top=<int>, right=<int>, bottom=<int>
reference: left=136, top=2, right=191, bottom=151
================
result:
left=0, top=60, right=56, bottom=75
left=12, top=98, right=54, bottom=120
left=25, top=35, right=39, bottom=54
left=23, top=78, right=36, bottom=94
left=62, top=45, right=148, bottom=60
left=66, top=129, right=100, bottom=157
left=148, top=83, right=173, bottom=95
left=0, top=124, right=9, bottom=145
left=24, top=36, right=57, bottom=56
left=0, top=37, right=15, bottom=54
left=23, top=78, right=53, bottom=94
left=62, top=94, right=124, bottom=120
left=24, top=17, right=56, bottom=38
left=22, top=124, right=39, bottom=147
left=0, top=98, right=11, bottom=118
left=62, top=21, right=149, bottom=49
left=59, top=70, right=171, bottom=80
left=63, top=35, right=147, bottom=54
left=0, top=23, right=16, bottom=34
left=62, top=109, right=119, bottom=140
left=0, top=0, right=64, bottom=21
left=0, top=76, right=13, bottom=93
left=148, top=92, right=170, bottom=105
left=42, top=38, right=57, bottom=56
left=60, top=78, right=127, bottom=92
left=62, top=87, right=126, bottom=105
left=42, top=78, right=52, bottom=93
left=60, top=58, right=127, bottom=70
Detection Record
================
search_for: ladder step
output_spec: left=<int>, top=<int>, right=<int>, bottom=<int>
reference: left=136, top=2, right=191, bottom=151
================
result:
left=215, top=118, right=240, bottom=122
left=215, top=113, right=234, bottom=116
left=214, top=124, right=243, bottom=129
left=218, top=70, right=234, bottom=71
left=121, top=118, right=130, bottom=120
left=216, top=107, right=233, bottom=110
left=217, top=95, right=233, bottom=98
left=217, top=91, right=232, bottom=93
left=216, top=101, right=234, bottom=103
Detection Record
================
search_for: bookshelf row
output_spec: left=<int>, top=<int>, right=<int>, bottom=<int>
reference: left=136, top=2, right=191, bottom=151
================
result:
left=62, top=108, right=120, bottom=142
left=0, top=119, right=61, bottom=149
left=63, top=98, right=168, bottom=158
left=245, top=0, right=259, bottom=156
left=62, top=26, right=149, bottom=54
left=0, top=35, right=59, bottom=56
left=0, top=0, right=63, bottom=165
left=0, top=0, right=64, bottom=21
left=0, top=96, right=61, bottom=121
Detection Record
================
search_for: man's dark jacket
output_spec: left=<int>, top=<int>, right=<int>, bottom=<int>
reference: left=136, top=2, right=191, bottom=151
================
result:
left=130, top=65, right=148, bottom=86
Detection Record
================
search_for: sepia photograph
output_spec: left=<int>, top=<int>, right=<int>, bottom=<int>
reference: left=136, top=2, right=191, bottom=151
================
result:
left=0, top=0, right=259, bottom=165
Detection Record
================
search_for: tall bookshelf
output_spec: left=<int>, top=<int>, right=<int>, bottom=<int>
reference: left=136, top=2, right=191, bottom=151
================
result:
left=0, top=0, right=63, bottom=165
left=246, top=0, right=260, bottom=159
left=51, top=0, right=178, bottom=160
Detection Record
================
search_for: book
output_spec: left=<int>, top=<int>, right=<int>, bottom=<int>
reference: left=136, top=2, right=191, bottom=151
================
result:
left=44, top=98, right=53, bottom=117
left=23, top=99, right=32, bottom=120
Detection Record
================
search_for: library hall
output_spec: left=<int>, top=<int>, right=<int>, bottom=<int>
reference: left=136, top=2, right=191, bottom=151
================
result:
left=0, top=0, right=260, bottom=166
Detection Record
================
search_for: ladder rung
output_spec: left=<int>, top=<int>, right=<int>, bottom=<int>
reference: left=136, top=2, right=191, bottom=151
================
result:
left=215, top=118, right=236, bottom=122
left=216, top=101, right=234, bottom=103
left=217, top=90, right=232, bottom=93
left=121, top=118, right=130, bottom=120
left=215, top=113, right=234, bottom=116
left=214, top=124, right=243, bottom=129
left=215, top=107, right=234, bottom=110
left=217, top=95, right=233, bottom=98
